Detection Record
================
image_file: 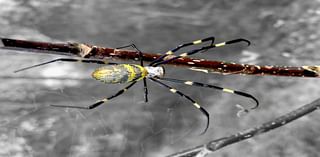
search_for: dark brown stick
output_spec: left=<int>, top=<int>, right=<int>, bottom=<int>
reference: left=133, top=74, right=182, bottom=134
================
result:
left=1, top=37, right=320, bottom=77
left=166, top=98, right=320, bottom=157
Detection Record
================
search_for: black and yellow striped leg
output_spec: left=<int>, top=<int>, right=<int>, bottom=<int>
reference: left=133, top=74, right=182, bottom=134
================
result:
left=116, top=44, right=149, bottom=102
left=143, top=78, right=148, bottom=102
left=149, top=36, right=216, bottom=66
left=149, top=77, right=210, bottom=135
left=152, top=38, right=251, bottom=66
left=51, top=81, right=137, bottom=109
left=14, top=58, right=118, bottom=73
left=157, top=77, right=259, bottom=109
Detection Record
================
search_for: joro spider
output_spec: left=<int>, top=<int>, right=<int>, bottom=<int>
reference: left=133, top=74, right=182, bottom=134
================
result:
left=15, top=36, right=259, bottom=134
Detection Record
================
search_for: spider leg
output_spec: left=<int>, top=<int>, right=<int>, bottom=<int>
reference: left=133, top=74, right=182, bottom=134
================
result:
left=152, top=38, right=250, bottom=66
left=149, top=77, right=210, bottom=135
left=116, top=44, right=144, bottom=65
left=116, top=44, right=149, bottom=102
left=51, top=81, right=137, bottom=109
left=157, top=77, right=259, bottom=109
left=143, top=78, right=148, bottom=102
left=200, top=38, right=215, bottom=54
left=150, top=36, right=215, bottom=66
left=14, top=58, right=118, bottom=73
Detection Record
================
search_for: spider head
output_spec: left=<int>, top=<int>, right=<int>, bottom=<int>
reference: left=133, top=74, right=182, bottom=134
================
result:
left=145, top=66, right=165, bottom=78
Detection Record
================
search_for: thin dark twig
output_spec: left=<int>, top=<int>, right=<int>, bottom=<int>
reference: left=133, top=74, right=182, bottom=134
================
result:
left=1, top=37, right=320, bottom=78
left=166, top=98, right=320, bottom=157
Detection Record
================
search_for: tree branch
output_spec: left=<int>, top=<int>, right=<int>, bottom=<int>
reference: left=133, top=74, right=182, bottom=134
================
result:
left=1, top=37, right=320, bottom=78
left=166, top=98, right=320, bottom=157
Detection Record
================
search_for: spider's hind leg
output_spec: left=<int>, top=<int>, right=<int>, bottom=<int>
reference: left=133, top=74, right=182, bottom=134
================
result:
left=51, top=81, right=137, bottom=109
left=14, top=58, right=118, bottom=73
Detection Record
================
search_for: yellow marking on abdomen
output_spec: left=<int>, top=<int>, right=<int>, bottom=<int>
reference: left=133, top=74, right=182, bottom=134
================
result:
left=92, top=68, right=112, bottom=80
left=135, top=65, right=148, bottom=81
left=123, top=64, right=136, bottom=82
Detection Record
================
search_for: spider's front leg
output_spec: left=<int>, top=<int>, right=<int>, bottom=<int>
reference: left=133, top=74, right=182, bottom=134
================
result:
left=152, top=38, right=251, bottom=66
left=150, top=36, right=216, bottom=66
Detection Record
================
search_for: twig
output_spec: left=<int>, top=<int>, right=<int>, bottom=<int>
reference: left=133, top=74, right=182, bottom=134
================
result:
left=1, top=37, right=320, bottom=77
left=166, top=98, right=320, bottom=157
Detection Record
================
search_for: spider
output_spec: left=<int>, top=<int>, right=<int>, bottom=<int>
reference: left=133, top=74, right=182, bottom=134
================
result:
left=15, top=36, right=259, bottom=134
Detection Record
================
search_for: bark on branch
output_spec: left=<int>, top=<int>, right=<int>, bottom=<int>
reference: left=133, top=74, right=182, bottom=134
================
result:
left=1, top=38, right=320, bottom=78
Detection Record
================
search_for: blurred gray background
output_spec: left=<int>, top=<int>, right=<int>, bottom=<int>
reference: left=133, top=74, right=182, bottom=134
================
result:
left=0, top=0, right=320, bottom=157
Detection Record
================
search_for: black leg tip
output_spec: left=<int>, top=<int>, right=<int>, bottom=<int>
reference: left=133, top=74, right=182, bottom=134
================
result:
left=226, top=38, right=251, bottom=46
left=199, top=107, right=210, bottom=135
left=233, top=91, right=259, bottom=109
left=242, top=38, right=251, bottom=46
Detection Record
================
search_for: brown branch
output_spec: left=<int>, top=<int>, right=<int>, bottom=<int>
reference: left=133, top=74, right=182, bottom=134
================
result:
left=1, top=37, right=320, bottom=77
left=166, top=98, right=320, bottom=157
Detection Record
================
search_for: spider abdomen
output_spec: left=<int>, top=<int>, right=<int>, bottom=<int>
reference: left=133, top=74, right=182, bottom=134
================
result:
left=92, top=64, right=147, bottom=84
